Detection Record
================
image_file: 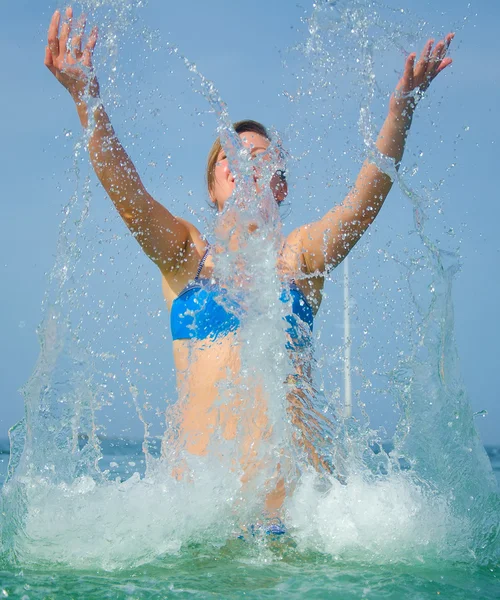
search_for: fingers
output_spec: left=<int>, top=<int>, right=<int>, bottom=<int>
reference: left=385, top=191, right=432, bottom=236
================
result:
left=72, top=13, right=87, bottom=59
left=435, top=56, right=453, bottom=76
left=47, top=10, right=61, bottom=59
left=436, top=32, right=455, bottom=75
left=394, top=52, right=415, bottom=100
left=429, top=33, right=454, bottom=79
left=414, top=38, right=433, bottom=81
left=429, top=40, right=446, bottom=72
left=403, top=52, right=415, bottom=88
left=59, top=6, right=73, bottom=55
left=44, top=45, right=55, bottom=71
left=412, top=33, right=454, bottom=90
left=444, top=32, right=455, bottom=50
left=47, top=6, right=97, bottom=69
left=82, top=26, right=98, bottom=68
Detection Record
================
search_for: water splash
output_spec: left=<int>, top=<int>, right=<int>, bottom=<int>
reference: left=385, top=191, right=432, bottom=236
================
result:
left=282, top=0, right=499, bottom=566
left=0, top=0, right=498, bottom=572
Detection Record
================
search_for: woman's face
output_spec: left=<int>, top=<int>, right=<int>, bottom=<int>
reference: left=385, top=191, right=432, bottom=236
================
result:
left=211, top=131, right=288, bottom=211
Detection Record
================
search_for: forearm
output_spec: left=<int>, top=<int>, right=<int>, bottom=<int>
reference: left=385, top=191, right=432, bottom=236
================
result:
left=375, top=104, right=414, bottom=167
left=312, top=107, right=414, bottom=270
left=348, top=105, right=414, bottom=222
left=73, top=90, right=152, bottom=221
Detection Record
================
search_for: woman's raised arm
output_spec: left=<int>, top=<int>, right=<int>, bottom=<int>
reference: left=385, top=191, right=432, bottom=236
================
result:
left=295, top=34, right=454, bottom=275
left=45, top=7, right=190, bottom=277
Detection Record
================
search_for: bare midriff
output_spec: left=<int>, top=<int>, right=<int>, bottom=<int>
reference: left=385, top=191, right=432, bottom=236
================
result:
left=172, top=333, right=271, bottom=461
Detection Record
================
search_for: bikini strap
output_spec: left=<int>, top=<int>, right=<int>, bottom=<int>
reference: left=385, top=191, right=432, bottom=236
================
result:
left=194, top=245, right=210, bottom=280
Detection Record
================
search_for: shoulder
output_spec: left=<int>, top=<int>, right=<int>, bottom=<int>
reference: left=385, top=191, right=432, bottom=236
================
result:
left=167, top=216, right=208, bottom=271
left=162, top=217, right=208, bottom=302
left=282, top=228, right=324, bottom=315
left=176, top=216, right=203, bottom=242
left=283, top=226, right=318, bottom=276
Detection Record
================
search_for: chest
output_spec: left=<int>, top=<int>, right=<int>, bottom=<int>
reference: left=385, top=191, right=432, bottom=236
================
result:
left=163, top=254, right=324, bottom=315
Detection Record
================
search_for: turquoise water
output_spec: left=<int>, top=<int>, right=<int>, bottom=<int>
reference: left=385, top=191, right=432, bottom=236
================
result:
left=0, top=548, right=497, bottom=599
left=0, top=442, right=498, bottom=599
left=0, top=545, right=498, bottom=599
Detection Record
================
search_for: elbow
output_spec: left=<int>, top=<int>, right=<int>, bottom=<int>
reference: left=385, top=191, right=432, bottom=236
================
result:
left=118, top=202, right=151, bottom=226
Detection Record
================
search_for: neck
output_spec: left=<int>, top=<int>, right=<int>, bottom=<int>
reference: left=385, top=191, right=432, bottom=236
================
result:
left=213, top=211, right=261, bottom=252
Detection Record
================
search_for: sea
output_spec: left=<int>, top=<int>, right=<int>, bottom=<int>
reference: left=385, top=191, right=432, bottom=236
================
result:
left=0, top=440, right=498, bottom=599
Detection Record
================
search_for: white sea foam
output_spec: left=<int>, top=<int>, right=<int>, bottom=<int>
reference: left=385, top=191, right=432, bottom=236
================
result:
left=287, top=469, right=467, bottom=563
left=6, top=463, right=473, bottom=570
left=8, top=457, right=244, bottom=570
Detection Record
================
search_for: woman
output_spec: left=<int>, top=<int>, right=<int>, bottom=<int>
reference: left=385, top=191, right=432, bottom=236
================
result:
left=45, top=7, right=453, bottom=508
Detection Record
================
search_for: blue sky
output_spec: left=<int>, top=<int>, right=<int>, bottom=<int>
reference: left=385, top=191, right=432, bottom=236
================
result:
left=1, top=0, right=499, bottom=445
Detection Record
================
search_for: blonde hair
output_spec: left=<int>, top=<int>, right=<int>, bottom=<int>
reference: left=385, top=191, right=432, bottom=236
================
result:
left=206, top=120, right=270, bottom=201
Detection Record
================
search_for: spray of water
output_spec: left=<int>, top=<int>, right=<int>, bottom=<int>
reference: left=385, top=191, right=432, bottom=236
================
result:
left=0, top=0, right=498, bottom=571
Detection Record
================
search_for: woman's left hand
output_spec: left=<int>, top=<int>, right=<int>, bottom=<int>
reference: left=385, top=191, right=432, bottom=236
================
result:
left=390, top=33, right=454, bottom=117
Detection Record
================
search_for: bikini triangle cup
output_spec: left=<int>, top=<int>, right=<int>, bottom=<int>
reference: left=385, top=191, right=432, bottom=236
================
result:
left=170, top=246, right=314, bottom=347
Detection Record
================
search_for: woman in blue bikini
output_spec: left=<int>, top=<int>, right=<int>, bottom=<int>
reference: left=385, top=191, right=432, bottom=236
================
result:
left=45, top=7, right=453, bottom=509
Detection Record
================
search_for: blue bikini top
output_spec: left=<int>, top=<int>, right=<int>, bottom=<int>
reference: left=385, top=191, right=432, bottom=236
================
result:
left=170, top=247, right=314, bottom=346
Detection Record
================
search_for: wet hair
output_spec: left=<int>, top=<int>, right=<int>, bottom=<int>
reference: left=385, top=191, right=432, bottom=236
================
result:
left=206, top=120, right=270, bottom=201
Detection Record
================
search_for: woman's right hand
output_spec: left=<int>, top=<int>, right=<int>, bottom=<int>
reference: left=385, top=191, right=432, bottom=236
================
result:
left=45, top=7, right=99, bottom=101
